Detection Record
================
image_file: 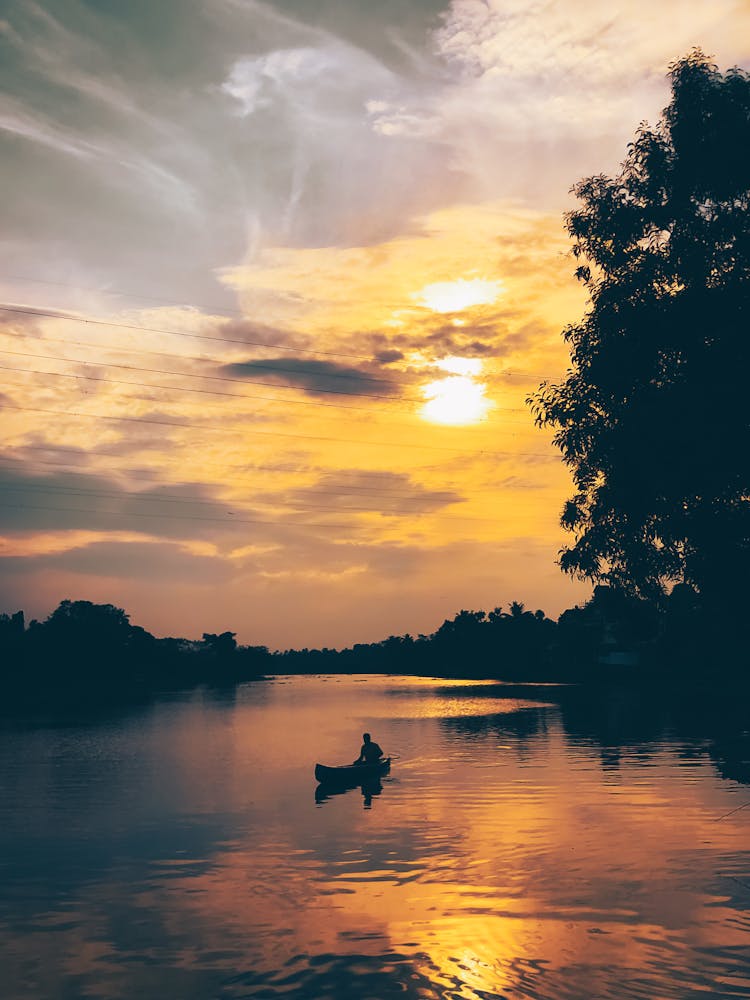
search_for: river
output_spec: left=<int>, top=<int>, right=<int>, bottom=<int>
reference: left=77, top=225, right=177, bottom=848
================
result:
left=1, top=674, right=748, bottom=999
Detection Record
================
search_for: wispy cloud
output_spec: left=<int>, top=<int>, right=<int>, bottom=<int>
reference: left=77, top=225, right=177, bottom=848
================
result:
left=369, top=0, right=750, bottom=204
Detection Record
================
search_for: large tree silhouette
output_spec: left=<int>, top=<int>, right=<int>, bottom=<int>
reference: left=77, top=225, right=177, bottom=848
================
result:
left=531, top=51, right=750, bottom=613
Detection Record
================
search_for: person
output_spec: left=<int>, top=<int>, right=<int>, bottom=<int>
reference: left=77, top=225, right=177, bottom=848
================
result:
left=353, top=732, right=383, bottom=766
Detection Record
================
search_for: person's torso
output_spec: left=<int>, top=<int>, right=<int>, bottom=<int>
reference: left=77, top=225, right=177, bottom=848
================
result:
left=362, top=742, right=382, bottom=762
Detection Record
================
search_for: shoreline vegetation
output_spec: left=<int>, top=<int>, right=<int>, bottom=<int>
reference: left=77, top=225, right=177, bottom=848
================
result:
left=0, top=586, right=746, bottom=714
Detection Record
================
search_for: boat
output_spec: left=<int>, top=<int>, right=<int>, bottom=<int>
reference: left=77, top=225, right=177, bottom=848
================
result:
left=314, top=758, right=391, bottom=784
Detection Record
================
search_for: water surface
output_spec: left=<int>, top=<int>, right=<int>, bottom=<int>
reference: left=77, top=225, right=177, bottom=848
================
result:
left=1, top=674, right=748, bottom=999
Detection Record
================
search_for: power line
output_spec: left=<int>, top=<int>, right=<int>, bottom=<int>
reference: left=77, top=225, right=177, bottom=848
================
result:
left=0, top=361, right=532, bottom=429
left=0, top=481, right=511, bottom=524
left=0, top=342, right=529, bottom=412
left=2, top=281, right=390, bottom=362
left=5, top=273, right=252, bottom=325
left=3, top=402, right=556, bottom=457
left=0, top=499, right=368, bottom=532
left=0, top=343, right=418, bottom=403
left=0, top=455, right=464, bottom=500
left=0, top=499, right=546, bottom=534
left=0, top=449, right=513, bottom=501
left=0, top=302, right=404, bottom=370
left=0, top=474, right=468, bottom=511
left=0, top=353, right=534, bottom=426
left=0, top=361, right=414, bottom=413
left=0, top=302, right=558, bottom=382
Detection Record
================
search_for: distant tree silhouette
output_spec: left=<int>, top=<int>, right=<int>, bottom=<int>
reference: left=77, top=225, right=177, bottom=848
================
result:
left=39, top=600, right=139, bottom=660
left=202, top=631, right=238, bottom=656
left=530, top=51, right=750, bottom=616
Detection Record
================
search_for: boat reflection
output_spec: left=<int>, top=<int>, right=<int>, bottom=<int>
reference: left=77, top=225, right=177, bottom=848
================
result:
left=315, top=775, right=385, bottom=808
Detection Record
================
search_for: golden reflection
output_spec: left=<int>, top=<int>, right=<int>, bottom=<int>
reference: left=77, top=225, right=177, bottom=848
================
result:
left=5, top=678, right=749, bottom=1000
left=363, top=696, right=552, bottom=719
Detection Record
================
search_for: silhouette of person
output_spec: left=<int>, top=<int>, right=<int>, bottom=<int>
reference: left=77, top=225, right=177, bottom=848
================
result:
left=353, top=732, right=383, bottom=765
left=361, top=778, right=383, bottom=808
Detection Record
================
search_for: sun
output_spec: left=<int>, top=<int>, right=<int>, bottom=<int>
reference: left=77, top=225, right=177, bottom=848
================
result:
left=414, top=278, right=504, bottom=314
left=419, top=357, right=493, bottom=426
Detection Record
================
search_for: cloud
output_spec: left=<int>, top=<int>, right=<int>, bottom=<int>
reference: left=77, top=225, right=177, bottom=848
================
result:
left=277, top=469, right=465, bottom=514
left=2, top=538, right=233, bottom=585
left=217, top=317, right=308, bottom=351
left=367, top=0, right=750, bottom=207
left=0, top=461, right=247, bottom=541
left=221, top=357, right=403, bottom=397
left=223, top=45, right=384, bottom=116
left=27, top=541, right=232, bottom=587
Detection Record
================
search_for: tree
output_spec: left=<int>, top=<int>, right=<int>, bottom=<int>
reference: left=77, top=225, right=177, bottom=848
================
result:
left=44, top=600, right=134, bottom=650
left=201, top=631, right=238, bottom=657
left=530, top=51, right=750, bottom=613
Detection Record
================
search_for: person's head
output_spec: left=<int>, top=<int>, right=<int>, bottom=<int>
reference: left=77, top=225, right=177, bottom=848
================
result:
left=362, top=732, right=371, bottom=743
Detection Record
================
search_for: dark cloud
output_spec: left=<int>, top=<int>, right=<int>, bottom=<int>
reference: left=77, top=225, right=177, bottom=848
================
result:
left=273, top=469, right=466, bottom=516
left=220, top=357, right=401, bottom=397
left=2, top=539, right=233, bottom=585
left=0, top=460, right=250, bottom=541
left=373, top=348, right=405, bottom=364
left=360, top=308, right=555, bottom=365
left=363, top=315, right=513, bottom=363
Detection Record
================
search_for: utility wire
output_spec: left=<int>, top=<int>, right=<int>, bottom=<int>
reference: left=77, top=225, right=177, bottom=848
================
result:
left=0, top=302, right=558, bottom=381
left=0, top=365, right=529, bottom=428
left=0, top=303, right=407, bottom=375
left=0, top=500, right=374, bottom=531
left=0, top=450, right=513, bottom=501
left=5, top=273, right=254, bottom=326
left=3, top=402, right=555, bottom=457
left=2, top=282, right=391, bottom=363
left=0, top=482, right=513, bottom=524
left=0, top=475, right=466, bottom=509
left=0, top=455, right=465, bottom=501
left=0, top=338, right=529, bottom=411
left=0, top=344, right=417, bottom=402
left=0, top=361, right=415, bottom=412
left=2, top=277, right=560, bottom=379
left=0, top=353, right=530, bottom=422
left=0, top=499, right=538, bottom=534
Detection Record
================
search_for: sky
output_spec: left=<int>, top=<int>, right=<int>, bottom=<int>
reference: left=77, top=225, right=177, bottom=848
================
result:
left=1, top=0, right=749, bottom=650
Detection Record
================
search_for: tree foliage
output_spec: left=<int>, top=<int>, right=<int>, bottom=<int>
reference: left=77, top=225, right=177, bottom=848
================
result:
left=530, top=50, right=750, bottom=608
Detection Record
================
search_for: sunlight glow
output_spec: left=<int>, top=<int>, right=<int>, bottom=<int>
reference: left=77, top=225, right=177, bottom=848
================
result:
left=420, top=357, right=493, bottom=425
left=415, top=278, right=504, bottom=313
left=437, top=357, right=483, bottom=377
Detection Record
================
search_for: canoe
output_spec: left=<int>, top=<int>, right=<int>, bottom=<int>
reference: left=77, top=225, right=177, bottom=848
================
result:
left=314, top=758, right=391, bottom=784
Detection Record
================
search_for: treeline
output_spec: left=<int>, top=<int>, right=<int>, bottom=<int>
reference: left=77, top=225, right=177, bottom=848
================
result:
left=0, top=583, right=744, bottom=711
left=274, top=584, right=741, bottom=680
left=0, top=600, right=272, bottom=708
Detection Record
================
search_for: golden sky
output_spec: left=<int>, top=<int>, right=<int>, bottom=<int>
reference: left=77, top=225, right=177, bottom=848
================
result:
left=1, top=0, right=748, bottom=647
